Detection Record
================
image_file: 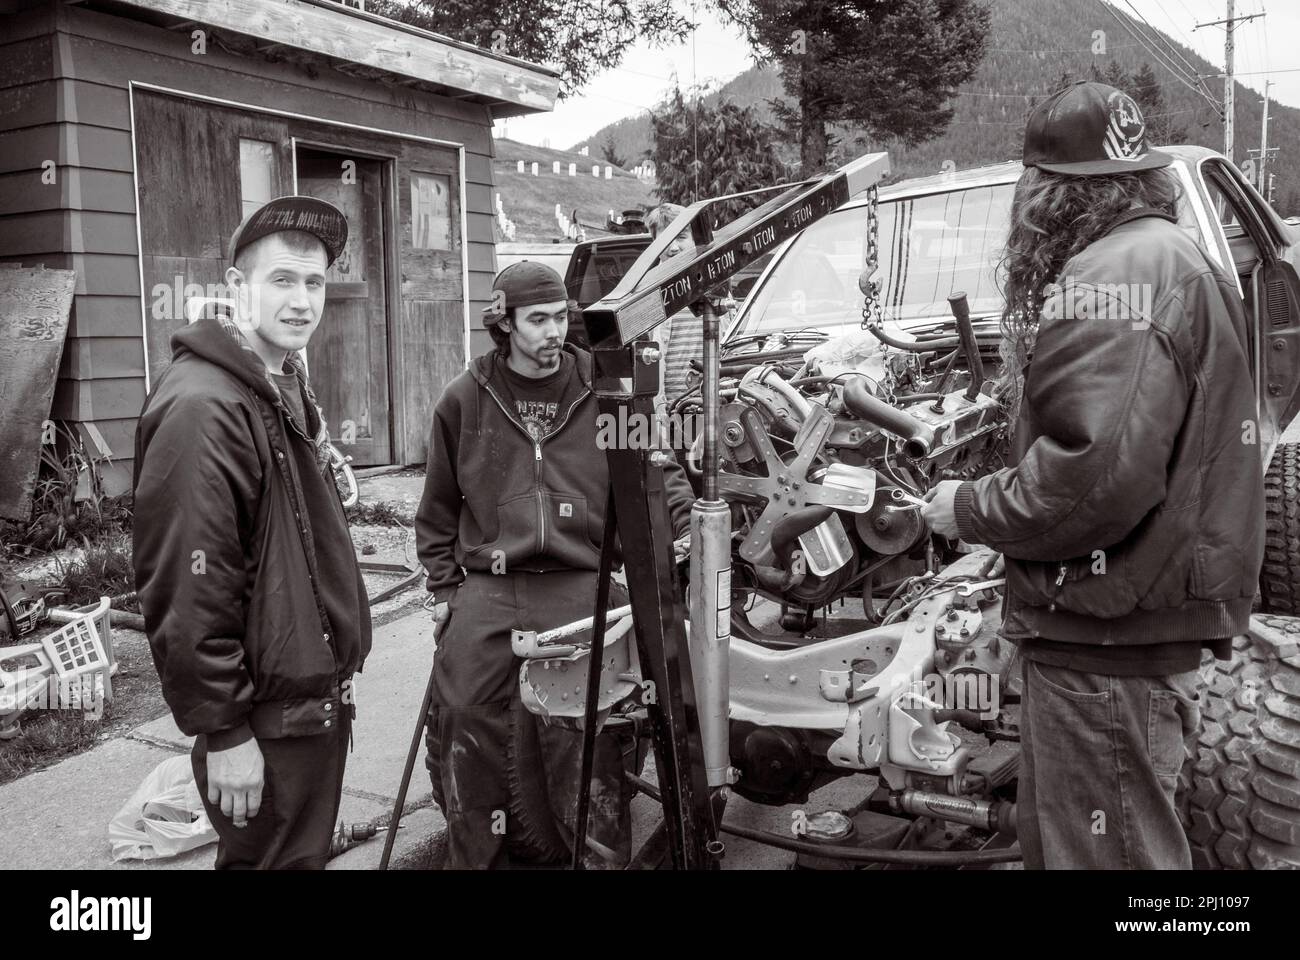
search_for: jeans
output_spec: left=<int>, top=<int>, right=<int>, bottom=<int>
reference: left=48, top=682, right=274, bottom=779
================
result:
left=1017, top=658, right=1200, bottom=869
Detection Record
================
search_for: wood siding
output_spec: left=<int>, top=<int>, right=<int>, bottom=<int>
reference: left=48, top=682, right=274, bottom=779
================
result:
left=0, top=1, right=504, bottom=491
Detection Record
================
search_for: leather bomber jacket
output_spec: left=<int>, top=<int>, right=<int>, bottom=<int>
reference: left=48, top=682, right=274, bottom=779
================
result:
left=953, top=210, right=1263, bottom=646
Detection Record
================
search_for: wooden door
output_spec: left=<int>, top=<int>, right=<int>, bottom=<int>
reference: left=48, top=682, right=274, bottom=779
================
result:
left=133, top=91, right=292, bottom=383
left=393, top=144, right=464, bottom=462
left=296, top=149, right=391, bottom=465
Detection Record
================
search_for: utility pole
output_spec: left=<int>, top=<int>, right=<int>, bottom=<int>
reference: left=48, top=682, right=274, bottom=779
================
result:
left=1195, top=1, right=1265, bottom=162
left=1246, top=80, right=1277, bottom=200
left=1259, top=80, right=1272, bottom=197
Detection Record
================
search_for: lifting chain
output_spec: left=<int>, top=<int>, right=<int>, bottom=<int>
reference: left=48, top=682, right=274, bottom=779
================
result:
left=858, top=183, right=884, bottom=333
left=856, top=184, right=893, bottom=401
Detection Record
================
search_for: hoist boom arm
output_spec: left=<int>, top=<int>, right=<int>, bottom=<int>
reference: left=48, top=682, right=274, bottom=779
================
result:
left=582, top=152, right=891, bottom=348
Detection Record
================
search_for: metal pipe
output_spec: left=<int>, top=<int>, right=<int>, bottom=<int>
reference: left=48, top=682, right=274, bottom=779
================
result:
left=573, top=502, right=619, bottom=870
left=530, top=605, right=633, bottom=646
left=947, top=292, right=986, bottom=402
left=702, top=301, right=721, bottom=502
left=688, top=499, right=733, bottom=787
left=841, top=378, right=936, bottom=458
left=752, top=366, right=812, bottom=419
left=895, top=789, right=1017, bottom=837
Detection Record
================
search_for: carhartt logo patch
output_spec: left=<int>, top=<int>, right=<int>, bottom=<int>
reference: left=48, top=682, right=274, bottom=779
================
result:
left=559, top=503, right=573, bottom=518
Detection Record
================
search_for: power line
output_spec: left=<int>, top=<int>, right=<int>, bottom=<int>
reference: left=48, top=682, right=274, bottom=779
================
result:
left=1098, top=0, right=1223, bottom=113
left=1132, top=0, right=1214, bottom=83
left=988, top=43, right=1141, bottom=53
left=1207, top=66, right=1300, bottom=76
left=1117, top=0, right=1205, bottom=88
left=1156, top=0, right=1209, bottom=55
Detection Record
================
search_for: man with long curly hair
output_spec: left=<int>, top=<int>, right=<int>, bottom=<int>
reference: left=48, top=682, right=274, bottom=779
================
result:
left=921, top=81, right=1263, bottom=868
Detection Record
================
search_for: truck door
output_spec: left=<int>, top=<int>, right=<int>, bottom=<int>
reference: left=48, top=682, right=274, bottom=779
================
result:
left=1201, top=158, right=1300, bottom=462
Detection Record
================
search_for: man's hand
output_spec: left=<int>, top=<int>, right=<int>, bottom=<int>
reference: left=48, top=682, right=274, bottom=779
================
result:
left=672, top=534, right=691, bottom=562
left=430, top=601, right=450, bottom=639
left=207, top=737, right=264, bottom=828
left=921, top=480, right=964, bottom=539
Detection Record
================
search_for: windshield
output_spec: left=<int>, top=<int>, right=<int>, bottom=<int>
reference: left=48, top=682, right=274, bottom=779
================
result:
left=732, top=182, right=1015, bottom=339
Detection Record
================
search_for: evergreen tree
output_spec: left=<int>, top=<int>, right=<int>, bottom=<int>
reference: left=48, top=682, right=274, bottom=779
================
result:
left=650, top=86, right=790, bottom=222
left=717, top=0, right=991, bottom=174
left=1129, top=62, right=1187, bottom=145
left=600, top=131, right=627, bottom=168
left=366, top=0, right=690, bottom=97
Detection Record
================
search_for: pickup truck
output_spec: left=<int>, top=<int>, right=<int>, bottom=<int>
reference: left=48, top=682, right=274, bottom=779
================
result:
left=724, top=146, right=1300, bottom=614
left=561, top=151, right=1300, bottom=869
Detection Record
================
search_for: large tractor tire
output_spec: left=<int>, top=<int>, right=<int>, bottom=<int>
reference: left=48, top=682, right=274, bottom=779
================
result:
left=1177, top=615, right=1300, bottom=868
left=1260, top=443, right=1300, bottom=614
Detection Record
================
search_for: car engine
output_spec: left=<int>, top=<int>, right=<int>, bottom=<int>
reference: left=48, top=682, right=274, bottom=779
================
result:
left=673, top=314, right=1010, bottom=635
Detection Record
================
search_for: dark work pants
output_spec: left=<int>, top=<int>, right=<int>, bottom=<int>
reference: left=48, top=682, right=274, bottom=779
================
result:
left=424, top=569, right=634, bottom=870
left=192, top=721, right=349, bottom=870
left=1017, top=658, right=1200, bottom=869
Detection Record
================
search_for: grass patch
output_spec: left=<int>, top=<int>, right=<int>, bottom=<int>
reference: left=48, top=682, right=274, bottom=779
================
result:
left=346, top=500, right=409, bottom=526
left=0, top=707, right=106, bottom=785
left=55, top=534, right=138, bottom=612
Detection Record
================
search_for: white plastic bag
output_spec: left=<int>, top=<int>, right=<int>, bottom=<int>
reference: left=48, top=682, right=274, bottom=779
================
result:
left=109, top=754, right=218, bottom=861
left=803, top=331, right=890, bottom=382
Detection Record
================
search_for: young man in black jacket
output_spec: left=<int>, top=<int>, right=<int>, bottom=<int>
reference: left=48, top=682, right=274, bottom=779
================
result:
left=922, top=82, right=1262, bottom=868
left=133, top=197, right=371, bottom=869
left=416, top=261, right=695, bottom=869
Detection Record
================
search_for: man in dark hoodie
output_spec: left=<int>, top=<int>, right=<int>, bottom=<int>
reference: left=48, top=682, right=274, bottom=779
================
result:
left=133, top=197, right=371, bottom=870
left=416, top=261, right=695, bottom=869
left=921, top=83, right=1261, bottom=868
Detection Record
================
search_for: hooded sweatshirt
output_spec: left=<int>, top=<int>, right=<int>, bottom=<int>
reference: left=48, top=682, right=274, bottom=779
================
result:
left=416, top=346, right=695, bottom=602
left=133, top=317, right=370, bottom=748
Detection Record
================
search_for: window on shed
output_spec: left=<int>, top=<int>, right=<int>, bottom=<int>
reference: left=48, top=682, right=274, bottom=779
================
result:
left=411, top=172, right=452, bottom=250
left=239, top=139, right=278, bottom=218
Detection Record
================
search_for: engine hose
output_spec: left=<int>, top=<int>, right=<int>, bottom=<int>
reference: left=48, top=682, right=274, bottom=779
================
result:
left=894, top=393, right=942, bottom=404
left=771, top=506, right=832, bottom=566
left=686, top=431, right=704, bottom=476
left=693, top=348, right=811, bottom=374
left=841, top=378, right=935, bottom=458
left=751, top=506, right=833, bottom=592
left=749, top=366, right=813, bottom=420
left=862, top=323, right=960, bottom=353
left=624, top=774, right=1021, bottom=866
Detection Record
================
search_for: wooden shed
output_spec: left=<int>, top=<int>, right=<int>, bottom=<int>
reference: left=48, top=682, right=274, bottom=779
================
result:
left=0, top=0, right=559, bottom=494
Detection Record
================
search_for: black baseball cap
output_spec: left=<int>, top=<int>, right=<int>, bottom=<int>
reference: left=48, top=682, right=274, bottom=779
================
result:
left=227, top=195, right=348, bottom=266
left=482, top=261, right=570, bottom=327
left=1023, top=81, right=1172, bottom=176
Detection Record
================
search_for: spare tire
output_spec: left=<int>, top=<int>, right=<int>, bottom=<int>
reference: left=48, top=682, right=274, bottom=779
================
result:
left=1177, top=615, right=1300, bottom=869
left=1260, top=442, right=1300, bottom=614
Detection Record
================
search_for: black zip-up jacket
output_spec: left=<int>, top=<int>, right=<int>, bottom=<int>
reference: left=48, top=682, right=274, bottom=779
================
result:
left=133, top=318, right=371, bottom=749
left=953, top=210, right=1264, bottom=646
left=416, top=346, right=695, bottom=602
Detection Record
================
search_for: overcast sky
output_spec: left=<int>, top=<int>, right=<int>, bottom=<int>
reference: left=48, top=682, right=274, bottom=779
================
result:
left=494, top=0, right=1297, bottom=150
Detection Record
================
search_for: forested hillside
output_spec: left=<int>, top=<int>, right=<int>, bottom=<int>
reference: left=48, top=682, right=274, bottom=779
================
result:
left=572, top=0, right=1299, bottom=214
